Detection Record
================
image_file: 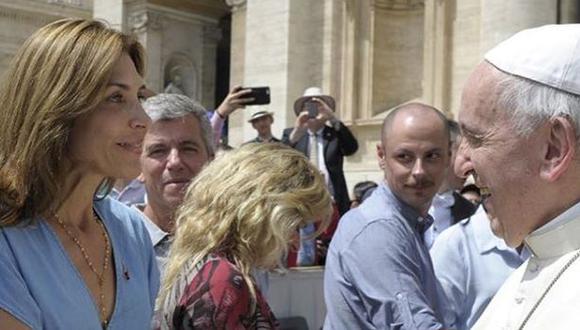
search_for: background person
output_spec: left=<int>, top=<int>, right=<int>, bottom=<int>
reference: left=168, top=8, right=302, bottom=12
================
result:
left=324, top=103, right=449, bottom=329
left=156, top=143, right=333, bottom=329
left=0, top=19, right=159, bottom=329
left=245, top=110, right=280, bottom=144
left=424, top=119, right=477, bottom=248
left=138, top=93, right=214, bottom=272
left=430, top=199, right=527, bottom=330
left=350, top=180, right=378, bottom=209
left=112, top=85, right=251, bottom=206
left=282, top=86, right=358, bottom=217
left=460, top=184, right=481, bottom=206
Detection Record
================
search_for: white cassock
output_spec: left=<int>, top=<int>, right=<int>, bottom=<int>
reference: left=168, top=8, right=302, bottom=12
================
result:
left=473, top=201, right=580, bottom=330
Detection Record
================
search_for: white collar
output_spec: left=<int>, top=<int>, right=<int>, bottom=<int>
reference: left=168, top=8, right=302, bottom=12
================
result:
left=525, top=201, right=580, bottom=259
left=133, top=204, right=170, bottom=247
left=308, top=127, right=324, bottom=136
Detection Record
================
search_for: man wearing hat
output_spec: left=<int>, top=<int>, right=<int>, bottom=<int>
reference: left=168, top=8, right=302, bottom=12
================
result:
left=282, top=87, right=358, bottom=217
left=245, top=110, right=280, bottom=144
left=455, top=24, right=580, bottom=329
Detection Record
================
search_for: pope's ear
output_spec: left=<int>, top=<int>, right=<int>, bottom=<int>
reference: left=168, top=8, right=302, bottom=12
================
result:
left=540, top=116, right=576, bottom=182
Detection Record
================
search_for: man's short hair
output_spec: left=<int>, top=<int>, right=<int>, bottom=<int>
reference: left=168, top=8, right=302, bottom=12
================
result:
left=142, top=93, right=215, bottom=157
left=381, top=102, right=450, bottom=144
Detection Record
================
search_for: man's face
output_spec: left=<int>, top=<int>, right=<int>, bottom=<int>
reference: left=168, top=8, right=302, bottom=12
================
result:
left=141, top=115, right=210, bottom=210
left=377, top=111, right=450, bottom=215
left=251, top=115, right=273, bottom=136
left=455, top=63, right=545, bottom=247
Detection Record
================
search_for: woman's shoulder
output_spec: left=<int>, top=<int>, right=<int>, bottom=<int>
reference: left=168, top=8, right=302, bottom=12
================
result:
left=94, top=196, right=150, bottom=243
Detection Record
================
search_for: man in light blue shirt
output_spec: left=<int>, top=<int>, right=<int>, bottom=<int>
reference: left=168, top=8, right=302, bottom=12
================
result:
left=324, top=103, right=450, bottom=329
left=430, top=205, right=527, bottom=330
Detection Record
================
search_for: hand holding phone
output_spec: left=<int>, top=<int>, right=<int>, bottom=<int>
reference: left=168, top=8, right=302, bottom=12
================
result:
left=242, top=86, right=270, bottom=106
left=306, top=100, right=319, bottom=118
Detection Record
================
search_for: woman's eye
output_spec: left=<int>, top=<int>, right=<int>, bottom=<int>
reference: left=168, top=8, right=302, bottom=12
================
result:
left=108, top=93, right=123, bottom=103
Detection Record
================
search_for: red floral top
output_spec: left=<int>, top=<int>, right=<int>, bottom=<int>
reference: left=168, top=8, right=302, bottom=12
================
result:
left=157, top=255, right=278, bottom=330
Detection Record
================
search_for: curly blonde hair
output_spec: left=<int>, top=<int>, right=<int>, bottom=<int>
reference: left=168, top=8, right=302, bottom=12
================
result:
left=159, top=143, right=333, bottom=308
left=0, top=18, right=145, bottom=226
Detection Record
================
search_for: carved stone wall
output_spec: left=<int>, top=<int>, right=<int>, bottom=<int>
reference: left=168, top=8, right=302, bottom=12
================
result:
left=122, top=2, right=225, bottom=107
left=0, top=0, right=91, bottom=75
left=372, top=3, right=424, bottom=115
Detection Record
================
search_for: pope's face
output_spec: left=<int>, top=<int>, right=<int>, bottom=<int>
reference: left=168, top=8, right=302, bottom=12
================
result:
left=455, top=63, right=546, bottom=247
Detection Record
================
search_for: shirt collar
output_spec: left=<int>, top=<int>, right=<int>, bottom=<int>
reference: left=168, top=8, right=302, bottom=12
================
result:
left=524, top=200, right=580, bottom=259
left=133, top=204, right=170, bottom=247
left=379, top=182, right=434, bottom=235
left=308, top=127, right=324, bottom=136
left=432, top=190, right=455, bottom=208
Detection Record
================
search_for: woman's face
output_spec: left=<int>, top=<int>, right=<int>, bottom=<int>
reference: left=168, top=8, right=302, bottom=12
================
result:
left=68, top=53, right=151, bottom=180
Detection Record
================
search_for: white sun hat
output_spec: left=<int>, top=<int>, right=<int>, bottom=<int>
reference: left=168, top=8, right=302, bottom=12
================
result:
left=293, top=87, right=336, bottom=116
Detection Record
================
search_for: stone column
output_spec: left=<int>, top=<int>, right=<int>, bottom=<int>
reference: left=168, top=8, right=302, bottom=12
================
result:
left=127, top=9, right=163, bottom=93
left=225, top=0, right=247, bottom=146
left=422, top=0, right=453, bottom=115
left=480, top=0, right=557, bottom=53
left=560, top=0, right=580, bottom=23
left=93, top=0, right=125, bottom=31
left=226, top=0, right=328, bottom=145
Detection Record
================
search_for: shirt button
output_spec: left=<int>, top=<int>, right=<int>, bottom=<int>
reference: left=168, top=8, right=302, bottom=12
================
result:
left=396, top=293, right=403, bottom=300
left=515, top=297, right=525, bottom=304
left=529, top=261, right=539, bottom=273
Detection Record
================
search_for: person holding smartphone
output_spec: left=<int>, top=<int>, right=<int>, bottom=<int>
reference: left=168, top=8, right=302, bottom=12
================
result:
left=282, top=87, right=358, bottom=266
left=283, top=87, right=358, bottom=217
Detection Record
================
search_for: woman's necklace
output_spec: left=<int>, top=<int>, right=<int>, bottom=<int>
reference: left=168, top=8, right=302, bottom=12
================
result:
left=54, top=210, right=111, bottom=328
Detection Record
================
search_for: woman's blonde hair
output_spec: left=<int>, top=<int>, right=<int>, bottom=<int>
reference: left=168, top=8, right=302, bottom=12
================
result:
left=159, top=143, right=333, bottom=308
left=0, top=18, right=145, bottom=226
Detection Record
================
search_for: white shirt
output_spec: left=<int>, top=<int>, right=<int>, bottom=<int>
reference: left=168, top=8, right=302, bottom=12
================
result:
left=308, top=128, right=334, bottom=196
left=431, top=206, right=526, bottom=330
left=472, top=201, right=580, bottom=330
left=133, top=205, right=171, bottom=275
left=424, top=190, right=455, bottom=248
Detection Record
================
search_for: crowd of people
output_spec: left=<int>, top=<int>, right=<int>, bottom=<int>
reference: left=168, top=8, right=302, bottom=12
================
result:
left=0, top=17, right=579, bottom=330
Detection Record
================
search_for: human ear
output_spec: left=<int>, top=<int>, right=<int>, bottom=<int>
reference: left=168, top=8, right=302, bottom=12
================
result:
left=376, top=143, right=386, bottom=170
left=540, top=116, right=576, bottom=182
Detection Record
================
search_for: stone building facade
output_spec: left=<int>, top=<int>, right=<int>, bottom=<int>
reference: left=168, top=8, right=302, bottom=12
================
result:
left=0, top=0, right=578, bottom=191
left=226, top=0, right=579, bottom=187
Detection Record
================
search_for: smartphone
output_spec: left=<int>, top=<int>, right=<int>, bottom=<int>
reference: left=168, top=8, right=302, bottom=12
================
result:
left=306, top=100, right=319, bottom=118
left=243, top=86, right=270, bottom=105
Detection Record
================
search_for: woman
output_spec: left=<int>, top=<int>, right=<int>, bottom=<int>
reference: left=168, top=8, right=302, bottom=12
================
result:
left=156, top=143, right=333, bottom=329
left=0, top=19, right=158, bottom=329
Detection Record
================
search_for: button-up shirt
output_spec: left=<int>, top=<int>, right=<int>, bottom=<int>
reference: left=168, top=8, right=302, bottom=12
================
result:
left=134, top=204, right=172, bottom=275
left=425, top=190, right=456, bottom=248
left=473, top=201, right=580, bottom=330
left=307, top=128, right=335, bottom=196
left=430, top=206, right=527, bottom=330
left=324, top=182, right=444, bottom=329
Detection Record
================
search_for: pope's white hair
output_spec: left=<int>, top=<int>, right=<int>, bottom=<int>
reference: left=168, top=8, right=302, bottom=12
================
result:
left=494, top=67, right=580, bottom=142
